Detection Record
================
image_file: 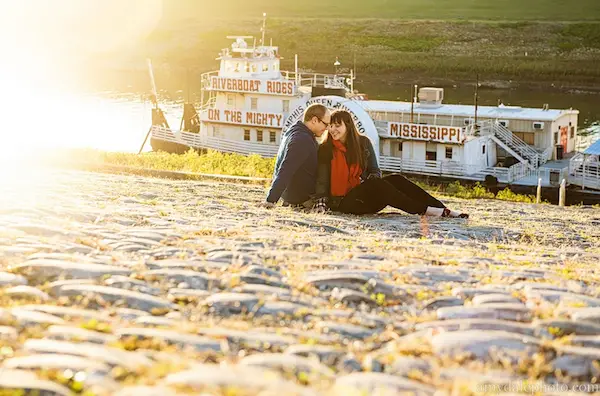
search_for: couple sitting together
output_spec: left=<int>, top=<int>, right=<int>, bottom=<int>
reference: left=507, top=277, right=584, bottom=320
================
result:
left=258, top=103, right=468, bottom=219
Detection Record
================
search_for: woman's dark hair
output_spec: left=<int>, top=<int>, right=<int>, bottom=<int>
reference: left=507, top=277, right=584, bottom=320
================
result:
left=324, top=110, right=366, bottom=169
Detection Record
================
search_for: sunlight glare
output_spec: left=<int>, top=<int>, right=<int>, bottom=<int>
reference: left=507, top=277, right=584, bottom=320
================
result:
left=0, top=0, right=164, bottom=172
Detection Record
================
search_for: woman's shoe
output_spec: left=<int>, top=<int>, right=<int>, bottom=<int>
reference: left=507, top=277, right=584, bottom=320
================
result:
left=425, top=206, right=468, bottom=218
left=442, top=208, right=469, bottom=218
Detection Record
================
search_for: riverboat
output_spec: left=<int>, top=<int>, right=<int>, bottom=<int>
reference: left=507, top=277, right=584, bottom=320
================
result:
left=144, top=15, right=599, bottom=192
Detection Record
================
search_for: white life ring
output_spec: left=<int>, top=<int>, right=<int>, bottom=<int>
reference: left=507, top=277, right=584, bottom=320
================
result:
left=283, top=95, right=380, bottom=161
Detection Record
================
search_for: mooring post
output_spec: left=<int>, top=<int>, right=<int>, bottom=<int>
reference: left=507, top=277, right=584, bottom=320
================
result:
left=559, top=179, right=566, bottom=207
left=536, top=178, right=542, bottom=204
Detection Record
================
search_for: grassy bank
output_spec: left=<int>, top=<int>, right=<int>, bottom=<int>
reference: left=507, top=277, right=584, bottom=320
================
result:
left=163, top=0, right=600, bottom=22
left=96, top=18, right=600, bottom=89
left=58, top=148, right=276, bottom=179
left=55, top=148, right=543, bottom=204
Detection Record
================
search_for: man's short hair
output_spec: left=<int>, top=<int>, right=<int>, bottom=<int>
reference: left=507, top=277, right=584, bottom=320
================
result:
left=303, top=104, right=328, bottom=122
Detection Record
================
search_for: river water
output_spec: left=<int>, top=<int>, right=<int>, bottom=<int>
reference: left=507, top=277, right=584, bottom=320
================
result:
left=1, top=69, right=598, bottom=156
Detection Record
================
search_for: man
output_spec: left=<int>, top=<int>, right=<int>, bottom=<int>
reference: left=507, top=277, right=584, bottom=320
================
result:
left=258, top=103, right=331, bottom=209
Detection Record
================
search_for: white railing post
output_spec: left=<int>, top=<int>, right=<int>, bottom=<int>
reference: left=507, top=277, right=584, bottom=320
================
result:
left=559, top=179, right=566, bottom=207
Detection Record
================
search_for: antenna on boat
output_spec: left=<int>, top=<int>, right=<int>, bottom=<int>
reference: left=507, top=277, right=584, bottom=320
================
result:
left=474, top=73, right=479, bottom=133
left=295, top=54, right=299, bottom=85
left=147, top=59, right=158, bottom=109
left=410, top=84, right=417, bottom=123
left=353, top=50, right=356, bottom=91
left=260, top=12, right=267, bottom=45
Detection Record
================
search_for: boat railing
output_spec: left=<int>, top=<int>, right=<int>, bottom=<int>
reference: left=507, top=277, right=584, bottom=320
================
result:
left=568, top=152, right=600, bottom=189
left=379, top=156, right=485, bottom=178
left=477, top=167, right=511, bottom=183
left=569, top=152, right=585, bottom=175
left=570, top=167, right=600, bottom=190
left=480, top=120, right=541, bottom=167
left=150, top=125, right=279, bottom=158
left=200, top=70, right=352, bottom=91
left=200, top=96, right=217, bottom=111
left=541, top=146, right=554, bottom=163
left=285, top=72, right=352, bottom=90
left=507, top=162, right=533, bottom=182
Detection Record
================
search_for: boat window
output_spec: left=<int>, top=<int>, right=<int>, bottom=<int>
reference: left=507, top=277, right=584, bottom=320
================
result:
left=234, top=63, right=240, bottom=72
left=257, top=130, right=263, bottom=142
left=398, top=142, right=403, bottom=152
left=282, top=100, right=290, bottom=113
left=426, top=151, right=437, bottom=161
left=263, top=63, right=269, bottom=72
left=227, top=94, right=235, bottom=107
left=244, top=129, right=251, bottom=141
left=251, top=64, right=257, bottom=73
left=482, top=145, right=486, bottom=155
left=514, top=132, right=533, bottom=145
left=270, top=131, right=276, bottom=143
left=251, top=98, right=258, bottom=110
left=445, top=147, right=453, bottom=159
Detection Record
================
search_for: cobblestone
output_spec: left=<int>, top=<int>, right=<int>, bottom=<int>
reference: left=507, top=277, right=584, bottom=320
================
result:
left=1, top=169, right=599, bottom=394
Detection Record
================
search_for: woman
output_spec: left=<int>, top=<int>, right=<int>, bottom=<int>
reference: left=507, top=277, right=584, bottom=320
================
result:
left=313, top=110, right=468, bottom=218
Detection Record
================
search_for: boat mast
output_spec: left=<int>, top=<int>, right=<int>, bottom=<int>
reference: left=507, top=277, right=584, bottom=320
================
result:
left=147, top=59, right=158, bottom=110
left=352, top=50, right=356, bottom=93
left=260, top=12, right=267, bottom=45
left=474, top=73, right=479, bottom=134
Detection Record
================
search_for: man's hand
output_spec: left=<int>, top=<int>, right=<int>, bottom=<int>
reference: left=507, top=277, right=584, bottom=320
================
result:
left=257, top=201, right=276, bottom=209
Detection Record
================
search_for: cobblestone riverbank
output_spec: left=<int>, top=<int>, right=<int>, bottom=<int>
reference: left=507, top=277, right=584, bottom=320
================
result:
left=1, top=169, right=600, bottom=395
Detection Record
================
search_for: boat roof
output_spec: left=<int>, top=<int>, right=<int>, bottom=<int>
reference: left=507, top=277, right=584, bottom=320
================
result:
left=359, top=100, right=578, bottom=122
left=584, top=139, right=600, bottom=155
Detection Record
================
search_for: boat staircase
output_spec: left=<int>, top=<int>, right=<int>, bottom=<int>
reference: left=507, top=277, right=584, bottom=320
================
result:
left=478, top=120, right=546, bottom=170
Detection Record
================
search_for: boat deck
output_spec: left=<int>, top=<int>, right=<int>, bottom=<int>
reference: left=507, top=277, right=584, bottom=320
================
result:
left=512, top=158, right=573, bottom=187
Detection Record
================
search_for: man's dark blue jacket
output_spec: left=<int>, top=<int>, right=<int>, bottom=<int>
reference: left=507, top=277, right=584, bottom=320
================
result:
left=266, top=121, right=317, bottom=204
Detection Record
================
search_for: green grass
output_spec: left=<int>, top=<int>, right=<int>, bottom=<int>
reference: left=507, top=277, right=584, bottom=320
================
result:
left=352, top=35, right=446, bottom=52
left=99, top=149, right=276, bottom=179
left=127, top=18, right=600, bottom=87
left=163, top=0, right=600, bottom=21
left=558, top=23, right=600, bottom=49
left=418, top=180, right=541, bottom=203
left=59, top=149, right=542, bottom=205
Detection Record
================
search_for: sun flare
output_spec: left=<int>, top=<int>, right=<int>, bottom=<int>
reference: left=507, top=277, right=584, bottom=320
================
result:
left=0, top=0, right=163, bottom=171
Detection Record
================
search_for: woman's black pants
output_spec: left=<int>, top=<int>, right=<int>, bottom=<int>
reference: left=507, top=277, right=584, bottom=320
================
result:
left=335, top=174, right=446, bottom=215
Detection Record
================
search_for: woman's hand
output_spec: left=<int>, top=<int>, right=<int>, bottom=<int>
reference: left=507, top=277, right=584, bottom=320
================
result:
left=312, top=197, right=329, bottom=213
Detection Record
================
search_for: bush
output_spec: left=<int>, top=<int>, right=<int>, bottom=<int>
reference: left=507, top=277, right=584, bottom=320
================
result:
left=443, top=182, right=495, bottom=199
left=95, top=149, right=276, bottom=179
left=495, top=188, right=537, bottom=203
